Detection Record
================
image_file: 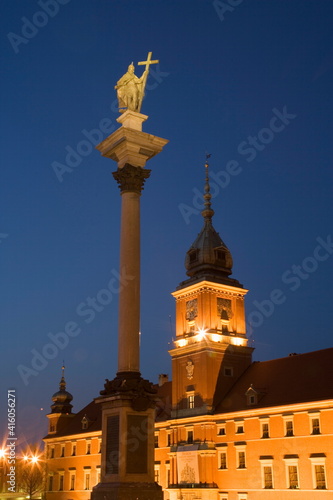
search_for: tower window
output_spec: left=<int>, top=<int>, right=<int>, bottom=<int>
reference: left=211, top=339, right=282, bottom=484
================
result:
left=188, top=394, right=195, bottom=409
left=224, top=367, right=233, bottom=377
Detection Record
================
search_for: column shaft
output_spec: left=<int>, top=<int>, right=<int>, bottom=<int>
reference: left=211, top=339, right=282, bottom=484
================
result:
left=118, top=191, right=141, bottom=373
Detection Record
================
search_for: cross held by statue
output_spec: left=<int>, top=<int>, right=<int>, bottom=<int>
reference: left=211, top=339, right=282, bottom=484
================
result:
left=138, top=51, right=159, bottom=71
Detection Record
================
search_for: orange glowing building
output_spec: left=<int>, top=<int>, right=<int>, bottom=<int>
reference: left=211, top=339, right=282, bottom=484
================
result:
left=44, top=164, right=333, bottom=499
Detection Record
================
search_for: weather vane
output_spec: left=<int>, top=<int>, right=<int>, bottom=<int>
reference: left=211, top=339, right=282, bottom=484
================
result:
left=115, top=51, right=159, bottom=113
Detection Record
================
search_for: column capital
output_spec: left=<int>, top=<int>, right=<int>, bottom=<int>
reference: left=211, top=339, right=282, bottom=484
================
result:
left=112, top=164, right=151, bottom=194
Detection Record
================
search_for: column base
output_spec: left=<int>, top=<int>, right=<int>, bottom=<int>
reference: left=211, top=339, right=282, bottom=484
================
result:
left=91, top=481, right=163, bottom=500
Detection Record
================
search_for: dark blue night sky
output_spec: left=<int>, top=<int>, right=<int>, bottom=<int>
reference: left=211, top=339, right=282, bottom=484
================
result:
left=1, top=0, right=332, bottom=445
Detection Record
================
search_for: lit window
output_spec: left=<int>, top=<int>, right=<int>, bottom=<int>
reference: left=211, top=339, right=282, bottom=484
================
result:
left=310, top=454, right=327, bottom=490
left=288, top=465, right=298, bottom=489
left=263, top=466, right=273, bottom=489
left=96, top=467, right=101, bottom=485
left=314, top=465, right=326, bottom=489
left=154, top=466, right=160, bottom=483
left=219, top=452, right=227, bottom=470
left=188, top=394, right=195, bottom=409
left=85, top=473, right=91, bottom=490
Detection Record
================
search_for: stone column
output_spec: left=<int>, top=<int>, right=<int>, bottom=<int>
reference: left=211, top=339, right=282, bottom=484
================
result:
left=91, top=110, right=168, bottom=500
left=113, top=165, right=150, bottom=375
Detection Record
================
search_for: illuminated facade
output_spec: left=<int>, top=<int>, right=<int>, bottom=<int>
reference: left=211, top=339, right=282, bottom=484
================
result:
left=44, top=164, right=333, bottom=499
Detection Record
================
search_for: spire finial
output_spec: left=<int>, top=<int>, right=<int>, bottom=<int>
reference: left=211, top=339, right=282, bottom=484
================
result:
left=201, top=153, right=214, bottom=222
left=59, top=363, right=66, bottom=391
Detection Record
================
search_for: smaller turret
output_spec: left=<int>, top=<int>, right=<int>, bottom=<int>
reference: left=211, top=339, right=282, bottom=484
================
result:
left=46, top=366, right=75, bottom=435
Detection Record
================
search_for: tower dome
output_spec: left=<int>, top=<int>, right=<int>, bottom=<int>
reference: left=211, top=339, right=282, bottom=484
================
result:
left=51, top=365, right=73, bottom=414
left=185, top=158, right=234, bottom=282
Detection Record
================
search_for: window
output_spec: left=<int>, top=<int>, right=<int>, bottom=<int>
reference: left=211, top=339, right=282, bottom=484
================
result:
left=70, top=474, right=75, bottom=490
left=187, top=430, right=194, bottom=444
left=87, top=442, right=91, bottom=455
left=50, top=423, right=55, bottom=432
left=260, top=457, right=274, bottom=489
left=314, top=465, right=326, bottom=489
left=288, top=465, right=298, bottom=489
left=59, top=474, right=64, bottom=491
left=218, top=426, right=226, bottom=436
left=50, top=447, right=55, bottom=459
left=238, top=451, right=246, bottom=469
left=188, top=394, right=195, bottom=409
left=261, top=422, right=269, bottom=439
left=72, top=444, right=76, bottom=456
left=60, top=445, right=65, bottom=457
left=219, top=452, right=227, bottom=470
left=285, top=420, right=293, bottom=437
left=310, top=455, right=327, bottom=490
left=85, top=473, right=91, bottom=490
left=154, top=466, right=160, bottom=483
left=167, top=432, right=171, bottom=446
left=99, top=440, right=101, bottom=453
left=311, top=418, right=320, bottom=435
left=224, top=367, right=233, bottom=377
left=263, top=466, right=273, bottom=489
left=48, top=475, right=53, bottom=491
left=154, top=434, right=159, bottom=448
left=236, top=424, right=244, bottom=434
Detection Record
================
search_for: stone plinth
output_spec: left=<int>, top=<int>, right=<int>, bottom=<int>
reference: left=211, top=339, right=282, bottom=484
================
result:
left=91, top=374, right=163, bottom=500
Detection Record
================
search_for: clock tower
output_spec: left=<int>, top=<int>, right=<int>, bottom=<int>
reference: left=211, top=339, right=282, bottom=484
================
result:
left=169, top=160, right=253, bottom=417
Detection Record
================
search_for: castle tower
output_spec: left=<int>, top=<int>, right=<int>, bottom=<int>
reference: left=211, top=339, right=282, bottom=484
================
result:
left=46, top=366, right=75, bottom=434
left=169, top=159, right=253, bottom=417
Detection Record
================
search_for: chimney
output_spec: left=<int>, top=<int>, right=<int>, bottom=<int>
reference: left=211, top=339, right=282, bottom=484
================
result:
left=158, top=374, right=169, bottom=386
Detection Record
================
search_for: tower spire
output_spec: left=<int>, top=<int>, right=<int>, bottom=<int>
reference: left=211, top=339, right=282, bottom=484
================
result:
left=201, top=153, right=214, bottom=222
